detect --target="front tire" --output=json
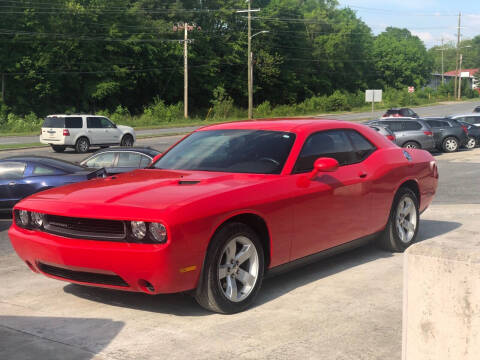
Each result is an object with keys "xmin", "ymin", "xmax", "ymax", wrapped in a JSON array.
[
  {"xmin": 75, "ymin": 137, "xmax": 90, "ymax": 153},
  {"xmin": 195, "ymin": 222, "xmax": 265, "ymax": 314},
  {"xmin": 465, "ymin": 136, "xmax": 476, "ymax": 150},
  {"xmin": 442, "ymin": 136, "xmax": 458, "ymax": 153},
  {"xmin": 377, "ymin": 187, "xmax": 419, "ymax": 252},
  {"xmin": 120, "ymin": 134, "xmax": 134, "ymax": 147}
]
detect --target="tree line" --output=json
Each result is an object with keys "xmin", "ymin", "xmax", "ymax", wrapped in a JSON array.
[{"xmin": 0, "ymin": 0, "xmax": 477, "ymax": 118}]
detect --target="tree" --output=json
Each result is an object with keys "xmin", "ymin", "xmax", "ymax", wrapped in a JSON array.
[{"xmin": 373, "ymin": 27, "xmax": 433, "ymax": 89}]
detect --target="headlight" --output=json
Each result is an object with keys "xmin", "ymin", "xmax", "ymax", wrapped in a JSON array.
[
  {"xmin": 131, "ymin": 221, "xmax": 147, "ymax": 240},
  {"xmin": 149, "ymin": 222, "xmax": 167, "ymax": 243},
  {"xmin": 18, "ymin": 210, "xmax": 30, "ymax": 227},
  {"xmin": 31, "ymin": 212, "xmax": 45, "ymax": 228}
]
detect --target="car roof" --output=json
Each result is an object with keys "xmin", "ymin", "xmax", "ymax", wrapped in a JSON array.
[
  {"xmin": 198, "ymin": 118, "xmax": 369, "ymax": 134},
  {"xmin": 87, "ymin": 147, "xmax": 160, "ymax": 157},
  {"xmin": 2, "ymin": 156, "xmax": 84, "ymax": 172},
  {"xmin": 47, "ymin": 114, "xmax": 98, "ymax": 117}
]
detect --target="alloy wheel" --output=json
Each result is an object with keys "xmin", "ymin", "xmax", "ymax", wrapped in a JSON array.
[
  {"xmin": 445, "ymin": 139, "xmax": 458, "ymax": 152},
  {"xmin": 395, "ymin": 197, "xmax": 417, "ymax": 244},
  {"xmin": 466, "ymin": 137, "xmax": 476, "ymax": 149},
  {"xmin": 217, "ymin": 236, "xmax": 259, "ymax": 303}
]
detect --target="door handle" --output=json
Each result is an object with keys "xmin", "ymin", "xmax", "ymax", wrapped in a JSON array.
[
  {"xmin": 8, "ymin": 182, "xmax": 16, "ymax": 186},
  {"xmin": 359, "ymin": 172, "xmax": 367, "ymax": 179}
]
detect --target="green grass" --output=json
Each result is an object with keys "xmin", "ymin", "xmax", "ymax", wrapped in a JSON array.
[{"xmin": 0, "ymin": 142, "xmax": 47, "ymax": 151}]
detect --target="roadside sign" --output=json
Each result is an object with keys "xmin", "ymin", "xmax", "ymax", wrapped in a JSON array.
[
  {"xmin": 408, "ymin": 86, "xmax": 415, "ymax": 93},
  {"xmin": 366, "ymin": 89, "xmax": 382, "ymax": 112}
]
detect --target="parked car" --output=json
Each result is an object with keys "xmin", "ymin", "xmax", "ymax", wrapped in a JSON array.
[
  {"xmin": 9, "ymin": 119, "xmax": 438, "ymax": 313},
  {"xmin": 368, "ymin": 125, "xmax": 396, "ymax": 143},
  {"xmin": 367, "ymin": 118, "xmax": 436, "ymax": 151},
  {"xmin": 473, "ymin": 106, "xmax": 480, "ymax": 113},
  {"xmin": 382, "ymin": 108, "xmax": 419, "ymax": 118},
  {"xmin": 422, "ymin": 118, "xmax": 468, "ymax": 153},
  {"xmin": 0, "ymin": 156, "xmax": 105, "ymax": 213},
  {"xmin": 80, "ymin": 147, "xmax": 161, "ymax": 175},
  {"xmin": 457, "ymin": 121, "xmax": 480, "ymax": 149},
  {"xmin": 449, "ymin": 113, "xmax": 480, "ymax": 126},
  {"xmin": 40, "ymin": 115, "xmax": 136, "ymax": 154}
]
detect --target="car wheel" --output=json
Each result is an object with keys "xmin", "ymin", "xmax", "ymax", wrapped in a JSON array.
[
  {"xmin": 120, "ymin": 134, "xmax": 134, "ymax": 147},
  {"xmin": 75, "ymin": 137, "xmax": 90, "ymax": 153},
  {"xmin": 403, "ymin": 141, "xmax": 420, "ymax": 149},
  {"xmin": 442, "ymin": 137, "xmax": 459, "ymax": 153},
  {"xmin": 465, "ymin": 136, "xmax": 476, "ymax": 150},
  {"xmin": 377, "ymin": 187, "xmax": 419, "ymax": 252},
  {"xmin": 51, "ymin": 145, "xmax": 66, "ymax": 153},
  {"xmin": 195, "ymin": 222, "xmax": 265, "ymax": 314}
]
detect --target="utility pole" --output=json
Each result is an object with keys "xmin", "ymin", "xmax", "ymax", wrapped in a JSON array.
[
  {"xmin": 458, "ymin": 54, "xmax": 463, "ymax": 100},
  {"xmin": 237, "ymin": 3, "xmax": 260, "ymax": 120},
  {"xmin": 173, "ymin": 23, "xmax": 199, "ymax": 119},
  {"xmin": 440, "ymin": 38, "xmax": 445, "ymax": 85},
  {"xmin": 1, "ymin": 74, "xmax": 4, "ymax": 102},
  {"xmin": 184, "ymin": 22, "xmax": 188, "ymax": 119},
  {"xmin": 454, "ymin": 12, "xmax": 461, "ymax": 100}
]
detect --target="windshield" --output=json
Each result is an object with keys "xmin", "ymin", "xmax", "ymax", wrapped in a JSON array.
[{"xmin": 153, "ymin": 129, "xmax": 296, "ymax": 174}]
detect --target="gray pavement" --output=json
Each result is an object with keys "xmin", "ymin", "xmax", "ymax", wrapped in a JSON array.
[
  {"xmin": 0, "ymin": 145, "xmax": 478, "ymax": 359},
  {"xmin": 1, "ymin": 100, "xmax": 479, "ymax": 146}
]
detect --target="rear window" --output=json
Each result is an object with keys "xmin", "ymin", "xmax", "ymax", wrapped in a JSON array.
[{"xmin": 43, "ymin": 117, "xmax": 82, "ymax": 128}]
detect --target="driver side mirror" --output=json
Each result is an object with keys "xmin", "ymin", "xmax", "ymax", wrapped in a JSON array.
[
  {"xmin": 310, "ymin": 157, "xmax": 339, "ymax": 180},
  {"xmin": 112, "ymin": 123, "xmax": 117, "ymax": 128}
]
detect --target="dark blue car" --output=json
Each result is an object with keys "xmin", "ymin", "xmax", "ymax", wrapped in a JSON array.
[{"xmin": 0, "ymin": 156, "xmax": 105, "ymax": 212}]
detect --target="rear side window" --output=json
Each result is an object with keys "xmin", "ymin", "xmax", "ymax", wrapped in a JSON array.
[
  {"xmin": 65, "ymin": 117, "xmax": 83, "ymax": 128},
  {"xmin": 139, "ymin": 156, "xmax": 152, "ymax": 167},
  {"xmin": 402, "ymin": 121, "xmax": 422, "ymax": 131},
  {"xmin": 87, "ymin": 117, "xmax": 101, "ymax": 128},
  {"xmin": 346, "ymin": 131, "xmax": 376, "ymax": 161},
  {"xmin": 43, "ymin": 117, "xmax": 65, "ymax": 128},
  {"xmin": 0, "ymin": 162, "xmax": 26, "ymax": 180},
  {"xmin": 33, "ymin": 165, "xmax": 58, "ymax": 175}
]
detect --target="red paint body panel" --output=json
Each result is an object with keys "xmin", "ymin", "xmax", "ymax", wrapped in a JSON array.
[{"xmin": 9, "ymin": 119, "xmax": 438, "ymax": 295}]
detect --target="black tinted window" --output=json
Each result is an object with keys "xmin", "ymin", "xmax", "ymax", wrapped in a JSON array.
[
  {"xmin": 65, "ymin": 117, "xmax": 83, "ymax": 128},
  {"xmin": 43, "ymin": 117, "xmax": 65, "ymax": 128},
  {"xmin": 0, "ymin": 162, "xmax": 26, "ymax": 180},
  {"xmin": 378, "ymin": 121, "xmax": 403, "ymax": 131},
  {"xmin": 87, "ymin": 117, "xmax": 101, "ymax": 128},
  {"xmin": 402, "ymin": 121, "xmax": 422, "ymax": 131},
  {"xmin": 347, "ymin": 131, "xmax": 376, "ymax": 161},
  {"xmin": 426, "ymin": 120, "xmax": 441, "ymax": 128},
  {"xmin": 294, "ymin": 130, "xmax": 355, "ymax": 173},
  {"xmin": 154, "ymin": 130, "xmax": 296, "ymax": 175}
]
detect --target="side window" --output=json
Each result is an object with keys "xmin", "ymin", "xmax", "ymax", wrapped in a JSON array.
[
  {"xmin": 294, "ymin": 130, "xmax": 355, "ymax": 173},
  {"xmin": 346, "ymin": 130, "xmax": 376, "ymax": 162},
  {"xmin": 117, "ymin": 153, "xmax": 142, "ymax": 167},
  {"xmin": 426, "ymin": 120, "xmax": 440, "ymax": 128},
  {"xmin": 139, "ymin": 156, "xmax": 152, "ymax": 167},
  {"xmin": 87, "ymin": 117, "xmax": 101, "ymax": 128},
  {"xmin": 379, "ymin": 121, "xmax": 402, "ymax": 132},
  {"xmin": 100, "ymin": 118, "xmax": 115, "ymax": 129},
  {"xmin": 402, "ymin": 121, "xmax": 422, "ymax": 131},
  {"xmin": 85, "ymin": 153, "xmax": 116, "ymax": 168},
  {"xmin": 0, "ymin": 162, "xmax": 26, "ymax": 180},
  {"xmin": 32, "ymin": 165, "xmax": 58, "ymax": 176},
  {"xmin": 65, "ymin": 117, "xmax": 83, "ymax": 129}
]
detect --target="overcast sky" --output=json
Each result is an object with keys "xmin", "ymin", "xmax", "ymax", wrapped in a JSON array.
[{"xmin": 338, "ymin": 0, "xmax": 480, "ymax": 48}]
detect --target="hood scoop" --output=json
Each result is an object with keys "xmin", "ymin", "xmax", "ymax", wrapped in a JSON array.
[{"xmin": 178, "ymin": 180, "xmax": 200, "ymax": 185}]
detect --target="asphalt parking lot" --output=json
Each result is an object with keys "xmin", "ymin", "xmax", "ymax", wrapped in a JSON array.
[{"xmin": 0, "ymin": 138, "xmax": 478, "ymax": 360}]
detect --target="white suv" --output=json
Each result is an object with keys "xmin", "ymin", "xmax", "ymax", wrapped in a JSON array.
[{"xmin": 40, "ymin": 115, "xmax": 136, "ymax": 153}]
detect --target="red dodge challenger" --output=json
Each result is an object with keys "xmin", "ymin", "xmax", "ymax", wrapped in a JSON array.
[{"xmin": 9, "ymin": 119, "xmax": 438, "ymax": 313}]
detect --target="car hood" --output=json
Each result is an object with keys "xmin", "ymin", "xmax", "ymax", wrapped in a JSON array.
[
  {"xmin": 117, "ymin": 125, "xmax": 133, "ymax": 132},
  {"xmin": 16, "ymin": 169, "xmax": 272, "ymax": 220}
]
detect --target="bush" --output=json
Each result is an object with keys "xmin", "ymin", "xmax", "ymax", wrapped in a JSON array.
[
  {"xmin": 325, "ymin": 91, "xmax": 350, "ymax": 111},
  {"xmin": 210, "ymin": 86, "xmax": 236, "ymax": 120},
  {"xmin": 142, "ymin": 98, "xmax": 183, "ymax": 124},
  {"xmin": 255, "ymin": 101, "xmax": 273, "ymax": 118}
]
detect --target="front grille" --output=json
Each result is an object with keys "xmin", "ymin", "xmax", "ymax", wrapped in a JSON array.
[
  {"xmin": 37, "ymin": 262, "xmax": 129, "ymax": 287},
  {"xmin": 44, "ymin": 214, "xmax": 126, "ymax": 241}
]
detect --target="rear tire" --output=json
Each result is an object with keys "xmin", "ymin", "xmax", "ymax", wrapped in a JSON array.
[
  {"xmin": 195, "ymin": 222, "xmax": 265, "ymax": 314},
  {"xmin": 75, "ymin": 137, "xmax": 90, "ymax": 153},
  {"xmin": 377, "ymin": 187, "xmax": 419, "ymax": 252},
  {"xmin": 120, "ymin": 134, "xmax": 134, "ymax": 147},
  {"xmin": 51, "ymin": 145, "xmax": 66, "ymax": 153},
  {"xmin": 442, "ymin": 136, "xmax": 458, "ymax": 153},
  {"xmin": 403, "ymin": 141, "xmax": 420, "ymax": 149}
]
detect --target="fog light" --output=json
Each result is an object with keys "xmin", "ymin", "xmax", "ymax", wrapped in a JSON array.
[
  {"xmin": 31, "ymin": 212, "xmax": 45, "ymax": 228},
  {"xmin": 131, "ymin": 221, "xmax": 147, "ymax": 240},
  {"xmin": 149, "ymin": 223, "xmax": 167, "ymax": 243},
  {"xmin": 18, "ymin": 210, "xmax": 30, "ymax": 227}
]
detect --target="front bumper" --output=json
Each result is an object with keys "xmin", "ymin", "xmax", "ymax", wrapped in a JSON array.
[{"xmin": 8, "ymin": 224, "xmax": 202, "ymax": 294}]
